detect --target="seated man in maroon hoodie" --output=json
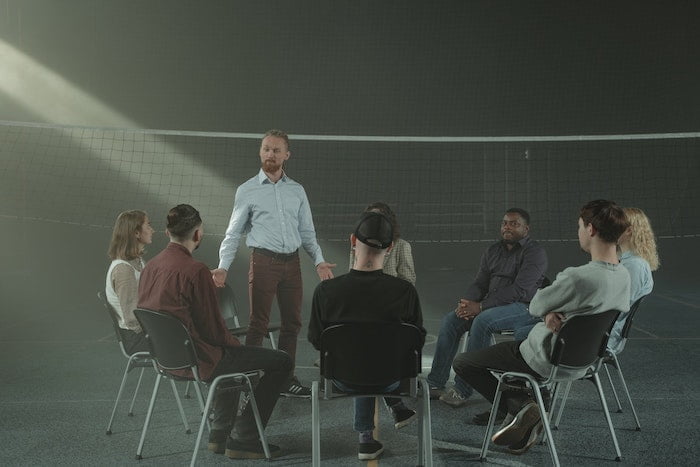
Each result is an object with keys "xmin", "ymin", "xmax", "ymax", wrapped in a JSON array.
[{"xmin": 138, "ymin": 204, "xmax": 291, "ymax": 459}]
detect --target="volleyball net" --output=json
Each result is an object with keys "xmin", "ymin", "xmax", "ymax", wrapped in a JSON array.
[{"xmin": 1, "ymin": 120, "xmax": 698, "ymax": 243}]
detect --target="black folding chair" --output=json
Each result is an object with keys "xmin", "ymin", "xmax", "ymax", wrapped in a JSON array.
[
  {"xmin": 98, "ymin": 292, "xmax": 189, "ymax": 435},
  {"xmin": 480, "ymin": 309, "xmax": 622, "ymax": 466},
  {"xmin": 311, "ymin": 322, "xmax": 433, "ymax": 467},
  {"xmin": 133, "ymin": 308, "xmax": 269, "ymax": 466},
  {"xmin": 555, "ymin": 295, "xmax": 648, "ymax": 431}
]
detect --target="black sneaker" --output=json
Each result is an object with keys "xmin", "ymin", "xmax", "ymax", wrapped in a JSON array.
[
  {"xmin": 391, "ymin": 406, "xmax": 417, "ymax": 429},
  {"xmin": 472, "ymin": 409, "xmax": 507, "ymax": 426},
  {"xmin": 507, "ymin": 420, "xmax": 544, "ymax": 455},
  {"xmin": 492, "ymin": 402, "xmax": 541, "ymax": 447},
  {"xmin": 225, "ymin": 438, "xmax": 281, "ymax": 459},
  {"xmin": 358, "ymin": 439, "xmax": 384, "ymax": 460},
  {"xmin": 207, "ymin": 428, "xmax": 229, "ymax": 454},
  {"xmin": 281, "ymin": 376, "xmax": 312, "ymax": 398}
]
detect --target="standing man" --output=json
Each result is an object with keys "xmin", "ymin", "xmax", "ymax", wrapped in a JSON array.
[
  {"xmin": 138, "ymin": 204, "xmax": 291, "ymax": 459},
  {"xmin": 308, "ymin": 211, "xmax": 426, "ymax": 460},
  {"xmin": 428, "ymin": 208, "xmax": 548, "ymax": 418},
  {"xmin": 453, "ymin": 199, "xmax": 631, "ymax": 455},
  {"xmin": 212, "ymin": 130, "xmax": 336, "ymax": 397}
]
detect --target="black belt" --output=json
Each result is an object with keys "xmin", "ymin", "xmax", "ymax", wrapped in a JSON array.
[{"xmin": 253, "ymin": 248, "xmax": 299, "ymax": 262}]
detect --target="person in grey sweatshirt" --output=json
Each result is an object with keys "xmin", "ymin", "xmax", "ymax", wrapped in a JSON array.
[{"xmin": 453, "ymin": 199, "xmax": 631, "ymax": 456}]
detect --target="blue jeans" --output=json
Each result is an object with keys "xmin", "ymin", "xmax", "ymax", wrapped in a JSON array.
[
  {"xmin": 332, "ymin": 380, "xmax": 400, "ymax": 432},
  {"xmin": 427, "ymin": 302, "xmax": 538, "ymax": 397}
]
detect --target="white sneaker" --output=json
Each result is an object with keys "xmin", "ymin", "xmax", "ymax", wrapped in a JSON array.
[{"xmin": 439, "ymin": 388, "xmax": 470, "ymax": 408}]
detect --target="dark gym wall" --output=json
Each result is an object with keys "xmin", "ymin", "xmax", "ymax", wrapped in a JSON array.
[{"xmin": 1, "ymin": 0, "xmax": 699, "ymax": 135}]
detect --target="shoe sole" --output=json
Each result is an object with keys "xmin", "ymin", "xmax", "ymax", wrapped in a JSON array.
[
  {"xmin": 225, "ymin": 448, "xmax": 281, "ymax": 459},
  {"xmin": 394, "ymin": 412, "xmax": 417, "ymax": 429},
  {"xmin": 507, "ymin": 420, "xmax": 544, "ymax": 455},
  {"xmin": 492, "ymin": 403, "xmax": 540, "ymax": 446},
  {"xmin": 207, "ymin": 442, "xmax": 225, "ymax": 454},
  {"xmin": 280, "ymin": 392, "xmax": 312, "ymax": 399},
  {"xmin": 358, "ymin": 447, "xmax": 384, "ymax": 460}
]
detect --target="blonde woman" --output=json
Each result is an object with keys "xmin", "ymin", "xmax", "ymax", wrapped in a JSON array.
[
  {"xmin": 609, "ymin": 207, "xmax": 660, "ymax": 353},
  {"xmin": 105, "ymin": 210, "xmax": 154, "ymax": 354}
]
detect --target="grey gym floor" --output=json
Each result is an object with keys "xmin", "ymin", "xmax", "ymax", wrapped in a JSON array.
[{"xmin": 1, "ymin": 219, "xmax": 698, "ymax": 466}]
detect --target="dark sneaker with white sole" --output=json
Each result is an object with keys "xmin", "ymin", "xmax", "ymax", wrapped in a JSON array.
[
  {"xmin": 392, "ymin": 407, "xmax": 417, "ymax": 429},
  {"xmin": 281, "ymin": 376, "xmax": 312, "ymax": 398},
  {"xmin": 207, "ymin": 428, "xmax": 229, "ymax": 454},
  {"xmin": 507, "ymin": 419, "xmax": 544, "ymax": 455},
  {"xmin": 358, "ymin": 439, "xmax": 384, "ymax": 460},
  {"xmin": 492, "ymin": 401, "xmax": 541, "ymax": 447}
]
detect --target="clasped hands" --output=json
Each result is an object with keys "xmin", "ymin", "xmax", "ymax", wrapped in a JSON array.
[{"xmin": 454, "ymin": 299, "xmax": 481, "ymax": 320}]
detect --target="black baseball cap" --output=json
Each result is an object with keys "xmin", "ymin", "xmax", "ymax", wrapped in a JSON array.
[{"xmin": 354, "ymin": 212, "xmax": 393, "ymax": 249}]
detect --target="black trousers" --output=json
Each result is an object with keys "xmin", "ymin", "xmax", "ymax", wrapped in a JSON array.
[
  {"xmin": 210, "ymin": 345, "xmax": 292, "ymax": 440},
  {"xmin": 453, "ymin": 340, "xmax": 541, "ymax": 414}
]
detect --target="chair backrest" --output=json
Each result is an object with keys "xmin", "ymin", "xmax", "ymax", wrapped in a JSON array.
[
  {"xmin": 619, "ymin": 295, "xmax": 647, "ymax": 340},
  {"xmin": 98, "ymin": 291, "xmax": 129, "ymax": 349},
  {"xmin": 134, "ymin": 308, "xmax": 199, "ymax": 373},
  {"xmin": 319, "ymin": 322, "xmax": 423, "ymax": 387},
  {"xmin": 218, "ymin": 283, "xmax": 240, "ymax": 326},
  {"xmin": 550, "ymin": 309, "xmax": 620, "ymax": 369}
]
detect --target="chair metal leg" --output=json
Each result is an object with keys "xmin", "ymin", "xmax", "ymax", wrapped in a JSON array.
[
  {"xmin": 136, "ymin": 374, "xmax": 162, "ymax": 460},
  {"xmin": 459, "ymin": 331, "xmax": 469, "ymax": 354},
  {"xmin": 312, "ymin": 381, "xmax": 321, "ymax": 467},
  {"xmin": 593, "ymin": 373, "xmax": 622, "ymax": 461},
  {"xmin": 418, "ymin": 378, "xmax": 433, "ymax": 467},
  {"xmin": 532, "ymin": 385, "xmax": 560, "ymax": 467},
  {"xmin": 479, "ymin": 379, "xmax": 505, "ymax": 461},
  {"xmin": 183, "ymin": 381, "xmax": 192, "ymax": 399},
  {"xmin": 244, "ymin": 375, "xmax": 271, "ymax": 459},
  {"xmin": 190, "ymin": 381, "xmax": 209, "ymax": 431},
  {"xmin": 553, "ymin": 381, "xmax": 573, "ymax": 429},
  {"xmin": 128, "ymin": 367, "xmax": 146, "ymax": 416},
  {"xmin": 169, "ymin": 380, "xmax": 191, "ymax": 434},
  {"xmin": 268, "ymin": 331, "xmax": 278, "ymax": 350},
  {"xmin": 604, "ymin": 364, "xmax": 624, "ymax": 412},
  {"xmin": 609, "ymin": 355, "xmax": 641, "ymax": 430},
  {"xmin": 190, "ymin": 378, "xmax": 224, "ymax": 467},
  {"xmin": 106, "ymin": 357, "xmax": 135, "ymax": 435},
  {"xmin": 417, "ymin": 392, "xmax": 424, "ymax": 465}
]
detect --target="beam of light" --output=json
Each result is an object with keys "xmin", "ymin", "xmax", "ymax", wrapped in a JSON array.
[
  {"xmin": 0, "ymin": 39, "xmax": 237, "ymax": 229},
  {"xmin": 0, "ymin": 40, "xmax": 348, "ymax": 266}
]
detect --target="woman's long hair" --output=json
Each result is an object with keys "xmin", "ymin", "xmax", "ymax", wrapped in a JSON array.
[
  {"xmin": 108, "ymin": 210, "xmax": 147, "ymax": 261},
  {"xmin": 623, "ymin": 207, "xmax": 660, "ymax": 271}
]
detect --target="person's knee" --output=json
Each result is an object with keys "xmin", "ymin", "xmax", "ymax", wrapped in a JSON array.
[
  {"xmin": 440, "ymin": 310, "xmax": 467, "ymax": 336},
  {"xmin": 273, "ymin": 350, "xmax": 293, "ymax": 373}
]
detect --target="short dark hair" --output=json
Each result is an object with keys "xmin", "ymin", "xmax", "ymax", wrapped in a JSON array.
[
  {"xmin": 263, "ymin": 129, "xmax": 289, "ymax": 149},
  {"xmin": 166, "ymin": 204, "xmax": 202, "ymax": 241},
  {"xmin": 580, "ymin": 199, "xmax": 629, "ymax": 243},
  {"xmin": 505, "ymin": 207, "xmax": 530, "ymax": 225}
]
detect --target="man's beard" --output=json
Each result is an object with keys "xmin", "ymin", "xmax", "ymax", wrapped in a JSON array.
[
  {"xmin": 262, "ymin": 159, "xmax": 282, "ymax": 173},
  {"xmin": 501, "ymin": 232, "xmax": 520, "ymax": 244}
]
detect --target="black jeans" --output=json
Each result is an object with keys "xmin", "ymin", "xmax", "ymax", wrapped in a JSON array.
[
  {"xmin": 210, "ymin": 345, "xmax": 292, "ymax": 440},
  {"xmin": 453, "ymin": 340, "xmax": 541, "ymax": 414}
]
